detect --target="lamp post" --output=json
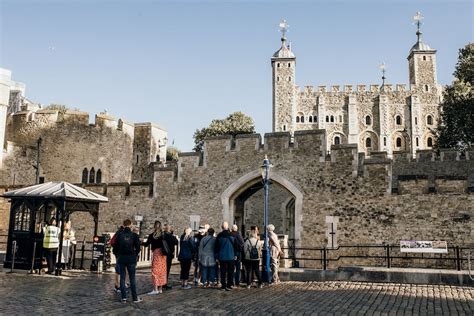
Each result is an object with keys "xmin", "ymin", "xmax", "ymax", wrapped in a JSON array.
[{"xmin": 260, "ymin": 155, "xmax": 272, "ymax": 283}]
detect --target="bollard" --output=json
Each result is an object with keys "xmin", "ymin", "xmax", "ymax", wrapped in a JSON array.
[
  {"xmin": 30, "ymin": 241, "xmax": 37, "ymax": 274},
  {"xmin": 456, "ymin": 246, "xmax": 461, "ymax": 271},
  {"xmin": 323, "ymin": 247, "xmax": 327, "ymax": 270},
  {"xmin": 10, "ymin": 240, "xmax": 17, "ymax": 273},
  {"xmin": 79, "ymin": 242, "xmax": 85, "ymax": 270},
  {"xmin": 386, "ymin": 244, "xmax": 391, "ymax": 269}
]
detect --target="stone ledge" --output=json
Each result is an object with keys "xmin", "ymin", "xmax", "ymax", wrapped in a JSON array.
[{"xmin": 279, "ymin": 267, "xmax": 474, "ymax": 286}]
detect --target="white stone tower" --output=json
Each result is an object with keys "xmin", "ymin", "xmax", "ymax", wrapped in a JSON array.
[
  {"xmin": 0, "ymin": 69, "xmax": 12, "ymax": 168},
  {"xmin": 271, "ymin": 19, "xmax": 296, "ymax": 133}
]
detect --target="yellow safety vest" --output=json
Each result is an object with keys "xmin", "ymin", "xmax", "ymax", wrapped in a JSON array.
[{"xmin": 43, "ymin": 225, "xmax": 60, "ymax": 249}]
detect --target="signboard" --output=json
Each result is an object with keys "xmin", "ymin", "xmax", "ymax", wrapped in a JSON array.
[
  {"xmin": 92, "ymin": 235, "xmax": 106, "ymax": 260},
  {"xmin": 400, "ymin": 240, "xmax": 448, "ymax": 253}
]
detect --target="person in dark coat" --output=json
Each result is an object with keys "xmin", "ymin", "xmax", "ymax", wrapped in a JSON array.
[
  {"xmin": 215, "ymin": 221, "xmax": 239, "ymax": 291},
  {"xmin": 178, "ymin": 227, "xmax": 195, "ymax": 289},
  {"xmin": 231, "ymin": 224, "xmax": 244, "ymax": 286},
  {"xmin": 163, "ymin": 223, "xmax": 179, "ymax": 289},
  {"xmin": 115, "ymin": 219, "xmax": 142, "ymax": 303}
]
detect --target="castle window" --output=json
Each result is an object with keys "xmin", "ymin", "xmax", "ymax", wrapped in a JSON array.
[
  {"xmin": 334, "ymin": 136, "xmax": 340, "ymax": 145},
  {"xmin": 309, "ymin": 116, "xmax": 313, "ymax": 123},
  {"xmin": 89, "ymin": 167, "xmax": 95, "ymax": 184},
  {"xmin": 423, "ymin": 56, "xmax": 426, "ymax": 61},
  {"xmin": 288, "ymin": 63, "xmax": 291, "ymax": 67},
  {"xmin": 313, "ymin": 115, "xmax": 317, "ymax": 122},
  {"xmin": 277, "ymin": 63, "xmax": 280, "ymax": 68},
  {"xmin": 277, "ymin": 77, "xmax": 280, "ymax": 82},
  {"xmin": 415, "ymin": 117, "xmax": 418, "ymax": 125},
  {"xmin": 326, "ymin": 116, "xmax": 329, "ymax": 122},
  {"xmin": 427, "ymin": 137, "xmax": 433, "ymax": 147},
  {"xmin": 427, "ymin": 115, "xmax": 433, "ymax": 125},
  {"xmin": 383, "ymin": 137, "xmax": 387, "ymax": 146},
  {"xmin": 424, "ymin": 85, "xmax": 429, "ymax": 92},
  {"xmin": 365, "ymin": 115, "xmax": 371, "ymax": 125},
  {"xmin": 396, "ymin": 115, "xmax": 402, "ymax": 125},
  {"xmin": 82, "ymin": 168, "xmax": 88, "ymax": 184},
  {"xmin": 339, "ymin": 115, "xmax": 343, "ymax": 123},
  {"xmin": 288, "ymin": 77, "xmax": 291, "ymax": 82},
  {"xmin": 330, "ymin": 116, "xmax": 334, "ymax": 123},
  {"xmin": 283, "ymin": 125, "xmax": 286, "ymax": 131},
  {"xmin": 96, "ymin": 169, "xmax": 102, "ymax": 184},
  {"xmin": 296, "ymin": 116, "xmax": 300, "ymax": 123},
  {"xmin": 396, "ymin": 137, "xmax": 402, "ymax": 148},
  {"xmin": 366, "ymin": 137, "xmax": 372, "ymax": 148},
  {"xmin": 416, "ymin": 137, "xmax": 419, "ymax": 147},
  {"xmin": 301, "ymin": 116, "xmax": 304, "ymax": 123},
  {"xmin": 136, "ymin": 155, "xmax": 139, "ymax": 164}
]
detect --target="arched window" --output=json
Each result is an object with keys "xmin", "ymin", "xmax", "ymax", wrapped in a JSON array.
[
  {"xmin": 288, "ymin": 63, "xmax": 291, "ymax": 67},
  {"xmin": 396, "ymin": 137, "xmax": 402, "ymax": 147},
  {"xmin": 283, "ymin": 125, "xmax": 286, "ymax": 131},
  {"xmin": 309, "ymin": 116, "xmax": 313, "ymax": 123},
  {"xmin": 427, "ymin": 115, "xmax": 433, "ymax": 125},
  {"xmin": 416, "ymin": 137, "xmax": 419, "ymax": 147},
  {"xmin": 326, "ymin": 116, "xmax": 329, "ymax": 122},
  {"xmin": 424, "ymin": 85, "xmax": 429, "ymax": 92},
  {"xmin": 89, "ymin": 167, "xmax": 95, "ymax": 184},
  {"xmin": 423, "ymin": 56, "xmax": 426, "ymax": 61},
  {"xmin": 427, "ymin": 137, "xmax": 433, "ymax": 147},
  {"xmin": 365, "ymin": 115, "xmax": 371, "ymax": 125},
  {"xmin": 330, "ymin": 116, "xmax": 334, "ymax": 123},
  {"xmin": 415, "ymin": 117, "xmax": 418, "ymax": 125},
  {"xmin": 96, "ymin": 169, "xmax": 102, "ymax": 184},
  {"xmin": 301, "ymin": 116, "xmax": 305, "ymax": 123},
  {"xmin": 366, "ymin": 137, "xmax": 372, "ymax": 148},
  {"xmin": 313, "ymin": 115, "xmax": 317, "ymax": 122},
  {"xmin": 296, "ymin": 116, "xmax": 300, "ymax": 123},
  {"xmin": 383, "ymin": 137, "xmax": 387, "ymax": 146},
  {"xmin": 277, "ymin": 63, "xmax": 280, "ymax": 68},
  {"xmin": 334, "ymin": 136, "xmax": 340, "ymax": 145},
  {"xmin": 396, "ymin": 115, "xmax": 402, "ymax": 125},
  {"xmin": 82, "ymin": 168, "xmax": 88, "ymax": 184}
]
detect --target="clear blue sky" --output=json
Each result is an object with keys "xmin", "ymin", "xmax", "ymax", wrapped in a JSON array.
[{"xmin": 1, "ymin": 0, "xmax": 472, "ymax": 151}]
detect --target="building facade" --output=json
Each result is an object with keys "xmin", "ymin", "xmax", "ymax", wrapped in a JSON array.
[{"xmin": 272, "ymin": 20, "xmax": 442, "ymax": 156}]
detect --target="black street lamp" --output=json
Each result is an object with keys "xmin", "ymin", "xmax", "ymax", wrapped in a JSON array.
[{"xmin": 260, "ymin": 155, "xmax": 272, "ymax": 283}]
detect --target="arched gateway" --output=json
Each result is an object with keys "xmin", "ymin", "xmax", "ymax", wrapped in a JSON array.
[{"xmin": 221, "ymin": 169, "xmax": 303, "ymax": 247}]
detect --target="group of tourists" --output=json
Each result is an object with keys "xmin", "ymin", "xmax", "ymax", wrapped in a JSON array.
[
  {"xmin": 41, "ymin": 218, "xmax": 76, "ymax": 274},
  {"xmin": 111, "ymin": 219, "xmax": 283, "ymax": 303}
]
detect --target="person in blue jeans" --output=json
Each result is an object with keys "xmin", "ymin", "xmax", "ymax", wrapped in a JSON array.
[
  {"xmin": 115, "ymin": 219, "xmax": 142, "ymax": 303},
  {"xmin": 198, "ymin": 228, "xmax": 216, "ymax": 287}
]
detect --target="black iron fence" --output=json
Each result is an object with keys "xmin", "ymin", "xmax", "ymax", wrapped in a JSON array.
[{"xmin": 283, "ymin": 243, "xmax": 474, "ymax": 271}]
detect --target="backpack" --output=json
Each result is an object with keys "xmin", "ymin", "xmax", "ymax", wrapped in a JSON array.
[
  {"xmin": 118, "ymin": 230, "xmax": 134, "ymax": 256},
  {"xmin": 249, "ymin": 239, "xmax": 259, "ymax": 260}
]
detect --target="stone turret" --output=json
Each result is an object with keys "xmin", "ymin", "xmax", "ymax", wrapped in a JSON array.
[{"xmin": 271, "ymin": 19, "xmax": 297, "ymax": 134}]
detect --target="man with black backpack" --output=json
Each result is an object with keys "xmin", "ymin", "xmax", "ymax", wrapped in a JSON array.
[
  {"xmin": 243, "ymin": 230, "xmax": 263, "ymax": 288},
  {"xmin": 115, "ymin": 219, "xmax": 142, "ymax": 303}
]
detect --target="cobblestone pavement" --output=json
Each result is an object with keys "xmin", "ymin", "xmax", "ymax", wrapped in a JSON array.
[{"xmin": 0, "ymin": 269, "xmax": 472, "ymax": 315}]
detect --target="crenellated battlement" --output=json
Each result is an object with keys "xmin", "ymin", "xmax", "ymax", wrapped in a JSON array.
[{"xmin": 296, "ymin": 83, "xmax": 414, "ymax": 97}]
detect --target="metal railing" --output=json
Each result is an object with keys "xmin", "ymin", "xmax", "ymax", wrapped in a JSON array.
[{"xmin": 283, "ymin": 243, "xmax": 474, "ymax": 271}]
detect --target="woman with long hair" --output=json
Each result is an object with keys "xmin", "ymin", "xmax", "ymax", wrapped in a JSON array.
[
  {"xmin": 178, "ymin": 227, "xmax": 195, "ymax": 289},
  {"xmin": 143, "ymin": 220, "xmax": 167, "ymax": 295}
]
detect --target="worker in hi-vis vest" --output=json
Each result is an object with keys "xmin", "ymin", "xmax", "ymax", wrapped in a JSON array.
[{"xmin": 43, "ymin": 217, "xmax": 60, "ymax": 274}]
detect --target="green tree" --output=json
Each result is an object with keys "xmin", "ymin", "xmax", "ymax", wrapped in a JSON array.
[
  {"xmin": 193, "ymin": 112, "xmax": 255, "ymax": 152},
  {"xmin": 436, "ymin": 43, "xmax": 474, "ymax": 151},
  {"xmin": 166, "ymin": 146, "xmax": 181, "ymax": 162}
]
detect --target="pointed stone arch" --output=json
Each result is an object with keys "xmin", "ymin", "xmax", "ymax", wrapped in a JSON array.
[{"xmin": 221, "ymin": 169, "xmax": 303, "ymax": 247}]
